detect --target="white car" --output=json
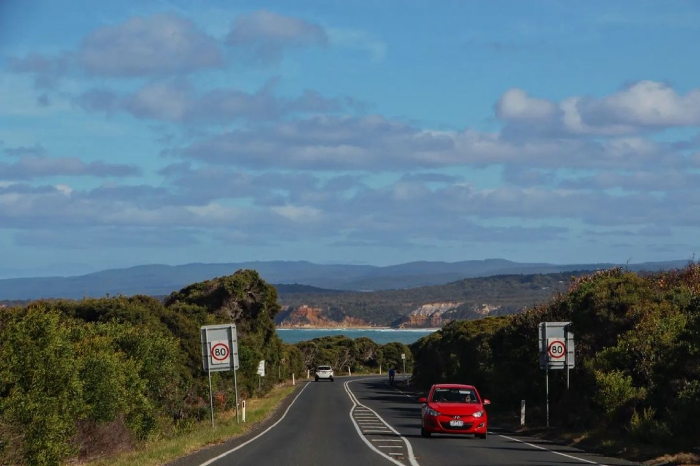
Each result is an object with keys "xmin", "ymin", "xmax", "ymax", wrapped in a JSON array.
[{"xmin": 315, "ymin": 365, "xmax": 334, "ymax": 382}]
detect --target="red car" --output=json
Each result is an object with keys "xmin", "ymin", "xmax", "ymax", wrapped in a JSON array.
[{"xmin": 418, "ymin": 384, "xmax": 490, "ymax": 438}]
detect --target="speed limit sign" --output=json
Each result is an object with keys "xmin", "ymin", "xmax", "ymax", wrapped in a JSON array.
[
  {"xmin": 210, "ymin": 341, "xmax": 230, "ymax": 364},
  {"xmin": 547, "ymin": 339, "xmax": 566, "ymax": 359},
  {"xmin": 201, "ymin": 323, "xmax": 238, "ymax": 372}
]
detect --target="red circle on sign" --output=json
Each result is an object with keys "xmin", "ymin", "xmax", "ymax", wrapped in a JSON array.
[
  {"xmin": 547, "ymin": 340, "xmax": 566, "ymax": 359},
  {"xmin": 211, "ymin": 343, "xmax": 230, "ymax": 361}
]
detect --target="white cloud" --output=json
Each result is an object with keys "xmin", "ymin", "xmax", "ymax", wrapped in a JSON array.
[
  {"xmin": 54, "ymin": 184, "xmax": 73, "ymax": 195},
  {"xmin": 271, "ymin": 205, "xmax": 322, "ymax": 222},
  {"xmin": 78, "ymin": 13, "xmax": 223, "ymax": 77},
  {"xmin": 495, "ymin": 89, "xmax": 559, "ymax": 121},
  {"xmin": 175, "ymin": 114, "xmax": 682, "ymax": 171},
  {"xmin": 7, "ymin": 13, "xmax": 223, "ymax": 90},
  {"xmin": 577, "ymin": 81, "xmax": 700, "ymax": 128},
  {"xmin": 497, "ymin": 81, "xmax": 700, "ymax": 136},
  {"xmin": 226, "ymin": 10, "xmax": 328, "ymax": 62},
  {"xmin": 328, "ymin": 28, "xmax": 387, "ymax": 63},
  {"xmin": 76, "ymin": 79, "xmax": 344, "ymax": 123},
  {"xmin": 0, "ymin": 154, "xmax": 140, "ymax": 180}
]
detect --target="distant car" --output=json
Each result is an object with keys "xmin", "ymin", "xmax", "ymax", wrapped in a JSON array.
[
  {"xmin": 315, "ymin": 365, "xmax": 334, "ymax": 382},
  {"xmin": 418, "ymin": 384, "xmax": 490, "ymax": 438}
]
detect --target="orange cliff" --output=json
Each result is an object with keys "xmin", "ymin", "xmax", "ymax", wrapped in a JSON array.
[{"xmin": 276, "ymin": 304, "xmax": 372, "ymax": 328}]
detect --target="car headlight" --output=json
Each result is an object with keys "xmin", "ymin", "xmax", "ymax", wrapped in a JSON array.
[
  {"xmin": 472, "ymin": 411, "xmax": 483, "ymax": 418},
  {"xmin": 426, "ymin": 408, "xmax": 441, "ymax": 417}
]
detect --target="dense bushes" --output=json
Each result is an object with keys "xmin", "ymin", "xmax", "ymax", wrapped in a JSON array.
[
  {"xmin": 295, "ymin": 335, "xmax": 413, "ymax": 374},
  {"xmin": 410, "ymin": 265, "xmax": 700, "ymax": 448},
  {"xmin": 6, "ymin": 263, "xmax": 697, "ymax": 464},
  {"xmin": 0, "ymin": 304, "xmax": 184, "ymax": 465},
  {"xmin": 0, "ymin": 270, "xmax": 295, "ymax": 465}
]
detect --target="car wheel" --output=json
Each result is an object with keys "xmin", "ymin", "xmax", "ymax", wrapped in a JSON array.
[
  {"xmin": 330, "ymin": 378, "xmax": 334, "ymax": 382},
  {"xmin": 421, "ymin": 426, "xmax": 431, "ymax": 438},
  {"xmin": 315, "ymin": 376, "xmax": 319, "ymax": 382},
  {"xmin": 476, "ymin": 433, "xmax": 487, "ymax": 439}
]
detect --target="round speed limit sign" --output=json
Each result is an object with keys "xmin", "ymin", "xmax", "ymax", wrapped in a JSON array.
[
  {"xmin": 210, "ymin": 341, "xmax": 230, "ymax": 364},
  {"xmin": 547, "ymin": 339, "xmax": 566, "ymax": 359}
]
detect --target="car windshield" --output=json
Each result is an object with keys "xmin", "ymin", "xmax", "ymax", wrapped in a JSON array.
[
  {"xmin": 430, "ymin": 388, "xmax": 479, "ymax": 403},
  {"xmin": 317, "ymin": 366, "xmax": 331, "ymax": 371}
]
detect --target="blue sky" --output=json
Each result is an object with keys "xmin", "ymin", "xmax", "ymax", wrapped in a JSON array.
[{"xmin": 1, "ymin": 0, "xmax": 700, "ymax": 278}]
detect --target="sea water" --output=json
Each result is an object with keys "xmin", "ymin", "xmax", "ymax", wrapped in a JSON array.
[{"xmin": 276, "ymin": 328, "xmax": 439, "ymax": 345}]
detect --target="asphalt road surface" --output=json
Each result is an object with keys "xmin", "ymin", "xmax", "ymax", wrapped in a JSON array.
[{"xmin": 170, "ymin": 376, "xmax": 640, "ymax": 466}]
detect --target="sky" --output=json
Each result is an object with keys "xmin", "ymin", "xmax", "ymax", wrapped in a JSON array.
[{"xmin": 1, "ymin": 0, "xmax": 700, "ymax": 278}]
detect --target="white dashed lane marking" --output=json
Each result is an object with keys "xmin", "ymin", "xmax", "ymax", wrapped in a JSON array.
[{"xmin": 344, "ymin": 380, "xmax": 420, "ymax": 466}]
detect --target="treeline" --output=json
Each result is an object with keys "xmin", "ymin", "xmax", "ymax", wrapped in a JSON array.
[
  {"xmin": 0, "ymin": 270, "xmax": 306, "ymax": 466},
  {"xmin": 11, "ymin": 263, "xmax": 695, "ymax": 463},
  {"xmin": 277, "ymin": 272, "xmax": 582, "ymax": 326},
  {"xmin": 0, "ymin": 269, "xmax": 415, "ymax": 465},
  {"xmin": 410, "ymin": 265, "xmax": 700, "ymax": 448},
  {"xmin": 295, "ymin": 335, "xmax": 412, "ymax": 374}
]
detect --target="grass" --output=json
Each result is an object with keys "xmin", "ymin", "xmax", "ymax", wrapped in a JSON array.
[
  {"xmin": 73, "ymin": 380, "xmax": 697, "ymax": 466},
  {"xmin": 77, "ymin": 382, "xmax": 298, "ymax": 466},
  {"xmin": 537, "ymin": 429, "xmax": 700, "ymax": 465},
  {"xmin": 488, "ymin": 411, "xmax": 700, "ymax": 465}
]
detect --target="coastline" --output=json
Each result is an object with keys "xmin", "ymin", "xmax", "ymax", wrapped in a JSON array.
[{"xmin": 276, "ymin": 326, "xmax": 442, "ymax": 331}]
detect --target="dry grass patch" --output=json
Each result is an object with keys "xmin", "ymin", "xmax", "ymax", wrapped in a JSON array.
[
  {"xmin": 645, "ymin": 452, "xmax": 700, "ymax": 466},
  {"xmin": 77, "ymin": 382, "xmax": 298, "ymax": 466}
]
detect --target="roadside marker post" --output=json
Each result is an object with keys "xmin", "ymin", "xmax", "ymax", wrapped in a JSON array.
[
  {"xmin": 201, "ymin": 324, "xmax": 240, "ymax": 427},
  {"xmin": 401, "ymin": 353, "xmax": 406, "ymax": 384},
  {"xmin": 521, "ymin": 400, "xmax": 526, "ymax": 426}
]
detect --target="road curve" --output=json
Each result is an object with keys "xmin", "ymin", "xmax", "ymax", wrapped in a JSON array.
[
  {"xmin": 347, "ymin": 377, "xmax": 640, "ymax": 466},
  {"xmin": 169, "ymin": 377, "xmax": 395, "ymax": 466},
  {"xmin": 170, "ymin": 376, "xmax": 641, "ymax": 466}
]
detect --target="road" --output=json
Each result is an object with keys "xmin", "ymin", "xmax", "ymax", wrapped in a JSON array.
[{"xmin": 170, "ymin": 376, "xmax": 639, "ymax": 466}]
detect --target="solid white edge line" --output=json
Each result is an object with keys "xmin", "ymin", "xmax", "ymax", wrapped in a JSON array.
[
  {"xmin": 387, "ymin": 381, "xmax": 612, "ymax": 466},
  {"xmin": 493, "ymin": 433, "xmax": 609, "ymax": 466},
  {"xmin": 345, "ymin": 379, "xmax": 421, "ymax": 466},
  {"xmin": 197, "ymin": 382, "xmax": 310, "ymax": 466}
]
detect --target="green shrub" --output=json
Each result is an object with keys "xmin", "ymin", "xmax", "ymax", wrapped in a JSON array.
[
  {"xmin": 593, "ymin": 369, "xmax": 644, "ymax": 422},
  {"xmin": 629, "ymin": 407, "xmax": 671, "ymax": 443},
  {"xmin": 0, "ymin": 307, "xmax": 83, "ymax": 466}
]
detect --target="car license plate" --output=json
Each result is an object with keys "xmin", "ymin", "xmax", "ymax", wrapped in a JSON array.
[{"xmin": 449, "ymin": 420, "xmax": 464, "ymax": 427}]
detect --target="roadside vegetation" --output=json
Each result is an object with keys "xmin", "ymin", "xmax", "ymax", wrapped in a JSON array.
[
  {"xmin": 3, "ymin": 264, "xmax": 698, "ymax": 465},
  {"xmin": 410, "ymin": 264, "xmax": 700, "ymax": 461},
  {"xmin": 83, "ymin": 382, "xmax": 297, "ymax": 466},
  {"xmin": 0, "ymin": 269, "xmax": 413, "ymax": 466}
]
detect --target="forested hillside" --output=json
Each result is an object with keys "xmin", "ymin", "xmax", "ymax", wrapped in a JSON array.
[
  {"xmin": 277, "ymin": 271, "xmax": 583, "ymax": 327},
  {"xmin": 0, "ymin": 270, "xmax": 306, "ymax": 466},
  {"xmin": 410, "ymin": 265, "xmax": 700, "ymax": 452},
  {"xmin": 4, "ymin": 265, "xmax": 698, "ymax": 463},
  {"xmin": 0, "ymin": 269, "xmax": 426, "ymax": 466}
]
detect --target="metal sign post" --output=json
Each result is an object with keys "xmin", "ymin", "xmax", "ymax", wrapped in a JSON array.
[
  {"xmin": 544, "ymin": 322, "xmax": 549, "ymax": 428},
  {"xmin": 257, "ymin": 360, "xmax": 265, "ymax": 392},
  {"xmin": 546, "ymin": 363, "xmax": 550, "ymax": 428},
  {"xmin": 538, "ymin": 321, "xmax": 575, "ymax": 429},
  {"xmin": 201, "ymin": 324, "xmax": 240, "ymax": 427},
  {"xmin": 565, "ymin": 327, "xmax": 570, "ymax": 389}
]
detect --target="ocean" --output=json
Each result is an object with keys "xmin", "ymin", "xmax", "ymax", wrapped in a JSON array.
[{"xmin": 276, "ymin": 328, "xmax": 439, "ymax": 345}]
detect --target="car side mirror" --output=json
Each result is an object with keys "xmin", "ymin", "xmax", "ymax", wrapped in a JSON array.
[
  {"xmin": 418, "ymin": 397, "xmax": 427, "ymax": 403},
  {"xmin": 483, "ymin": 399, "xmax": 491, "ymax": 405}
]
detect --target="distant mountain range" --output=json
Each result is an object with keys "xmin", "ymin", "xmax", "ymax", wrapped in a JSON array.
[{"xmin": 0, "ymin": 258, "xmax": 691, "ymax": 300}]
